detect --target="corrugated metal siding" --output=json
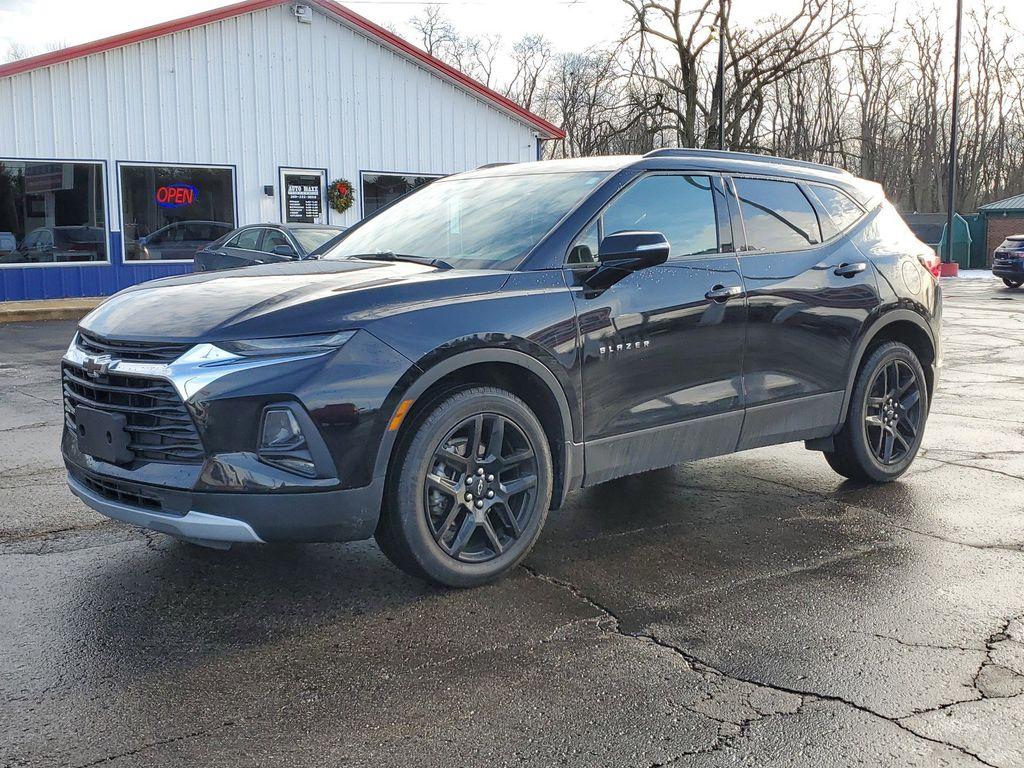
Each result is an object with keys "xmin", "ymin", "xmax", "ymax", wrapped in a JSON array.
[
  {"xmin": 0, "ymin": 4, "xmax": 540, "ymax": 300},
  {"xmin": 979, "ymin": 194, "xmax": 1024, "ymax": 212}
]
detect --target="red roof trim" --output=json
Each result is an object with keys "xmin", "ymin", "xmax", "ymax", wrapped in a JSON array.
[
  {"xmin": 0, "ymin": 0, "xmax": 282, "ymax": 78},
  {"xmin": 0, "ymin": 0, "xmax": 564, "ymax": 140}
]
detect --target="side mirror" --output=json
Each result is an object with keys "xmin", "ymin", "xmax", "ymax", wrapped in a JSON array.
[
  {"xmin": 584, "ymin": 231, "xmax": 669, "ymax": 291},
  {"xmin": 598, "ymin": 231, "xmax": 670, "ymax": 269},
  {"xmin": 272, "ymin": 244, "xmax": 297, "ymax": 258}
]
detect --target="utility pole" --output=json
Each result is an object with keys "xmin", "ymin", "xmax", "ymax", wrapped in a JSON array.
[
  {"xmin": 717, "ymin": 0, "xmax": 726, "ymax": 150},
  {"xmin": 944, "ymin": 0, "xmax": 964, "ymax": 264}
]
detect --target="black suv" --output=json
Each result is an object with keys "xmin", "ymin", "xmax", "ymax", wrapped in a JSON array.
[
  {"xmin": 62, "ymin": 150, "xmax": 942, "ymax": 587},
  {"xmin": 992, "ymin": 235, "xmax": 1024, "ymax": 288}
]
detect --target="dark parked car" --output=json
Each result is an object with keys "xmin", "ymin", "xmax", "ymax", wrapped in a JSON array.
[
  {"xmin": 62, "ymin": 151, "xmax": 942, "ymax": 587},
  {"xmin": 126, "ymin": 220, "xmax": 233, "ymax": 261},
  {"xmin": 1, "ymin": 225, "xmax": 107, "ymax": 263},
  {"xmin": 991, "ymin": 235, "xmax": 1024, "ymax": 287},
  {"xmin": 194, "ymin": 224, "xmax": 347, "ymax": 272}
]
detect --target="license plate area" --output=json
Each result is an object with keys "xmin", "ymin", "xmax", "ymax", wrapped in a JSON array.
[{"xmin": 75, "ymin": 406, "xmax": 135, "ymax": 465}]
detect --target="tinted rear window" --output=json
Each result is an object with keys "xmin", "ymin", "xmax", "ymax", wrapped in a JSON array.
[
  {"xmin": 811, "ymin": 184, "xmax": 864, "ymax": 236},
  {"xmin": 734, "ymin": 178, "xmax": 821, "ymax": 251}
]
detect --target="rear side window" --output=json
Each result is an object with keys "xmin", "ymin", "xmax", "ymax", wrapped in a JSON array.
[
  {"xmin": 733, "ymin": 178, "xmax": 821, "ymax": 251},
  {"xmin": 599, "ymin": 174, "xmax": 718, "ymax": 259},
  {"xmin": 810, "ymin": 184, "xmax": 864, "ymax": 237}
]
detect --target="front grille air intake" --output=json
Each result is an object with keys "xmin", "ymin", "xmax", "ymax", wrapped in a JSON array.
[
  {"xmin": 77, "ymin": 330, "xmax": 191, "ymax": 363},
  {"xmin": 62, "ymin": 363, "xmax": 205, "ymax": 464}
]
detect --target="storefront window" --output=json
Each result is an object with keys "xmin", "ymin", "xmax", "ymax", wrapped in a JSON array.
[
  {"xmin": 120, "ymin": 164, "xmax": 235, "ymax": 261},
  {"xmin": 361, "ymin": 172, "xmax": 441, "ymax": 217},
  {"xmin": 0, "ymin": 160, "xmax": 107, "ymax": 265}
]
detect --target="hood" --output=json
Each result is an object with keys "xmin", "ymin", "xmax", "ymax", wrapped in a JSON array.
[{"xmin": 80, "ymin": 259, "xmax": 509, "ymax": 342}]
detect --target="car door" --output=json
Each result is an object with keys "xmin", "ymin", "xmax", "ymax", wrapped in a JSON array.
[
  {"xmin": 727, "ymin": 175, "xmax": 881, "ymax": 449},
  {"xmin": 205, "ymin": 227, "xmax": 268, "ymax": 270},
  {"xmin": 566, "ymin": 172, "xmax": 747, "ymax": 485}
]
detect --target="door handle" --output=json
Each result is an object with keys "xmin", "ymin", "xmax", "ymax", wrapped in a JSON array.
[
  {"xmin": 705, "ymin": 284, "xmax": 743, "ymax": 302},
  {"xmin": 834, "ymin": 262, "xmax": 867, "ymax": 278}
]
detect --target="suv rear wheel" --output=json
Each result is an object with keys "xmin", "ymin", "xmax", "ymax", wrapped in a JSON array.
[
  {"xmin": 824, "ymin": 341, "xmax": 928, "ymax": 483},
  {"xmin": 376, "ymin": 386, "xmax": 552, "ymax": 587}
]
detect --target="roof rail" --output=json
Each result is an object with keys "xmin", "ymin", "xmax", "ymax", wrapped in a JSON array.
[
  {"xmin": 643, "ymin": 148, "xmax": 847, "ymax": 175},
  {"xmin": 475, "ymin": 162, "xmax": 514, "ymax": 170}
]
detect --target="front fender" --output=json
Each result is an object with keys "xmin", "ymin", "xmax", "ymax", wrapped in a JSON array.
[{"xmin": 367, "ymin": 345, "xmax": 582, "ymax": 506}]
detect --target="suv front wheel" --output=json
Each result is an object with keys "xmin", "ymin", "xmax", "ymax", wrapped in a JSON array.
[
  {"xmin": 824, "ymin": 341, "xmax": 929, "ymax": 483},
  {"xmin": 376, "ymin": 386, "xmax": 552, "ymax": 587}
]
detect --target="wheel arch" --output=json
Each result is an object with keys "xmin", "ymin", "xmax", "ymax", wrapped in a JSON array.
[
  {"xmin": 371, "ymin": 348, "xmax": 581, "ymax": 511},
  {"xmin": 839, "ymin": 310, "xmax": 937, "ymax": 422}
]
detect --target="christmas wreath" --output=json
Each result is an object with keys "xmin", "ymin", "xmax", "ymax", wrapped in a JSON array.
[{"xmin": 327, "ymin": 178, "xmax": 355, "ymax": 214}]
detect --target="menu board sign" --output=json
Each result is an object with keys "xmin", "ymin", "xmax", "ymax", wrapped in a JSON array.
[{"xmin": 283, "ymin": 173, "xmax": 323, "ymax": 223}]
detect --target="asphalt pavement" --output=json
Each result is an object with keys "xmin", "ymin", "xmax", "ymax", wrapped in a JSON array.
[{"xmin": 2, "ymin": 278, "xmax": 1023, "ymax": 767}]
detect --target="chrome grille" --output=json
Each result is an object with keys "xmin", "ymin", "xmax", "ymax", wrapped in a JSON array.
[
  {"xmin": 62, "ymin": 362, "xmax": 205, "ymax": 464},
  {"xmin": 77, "ymin": 329, "xmax": 191, "ymax": 363}
]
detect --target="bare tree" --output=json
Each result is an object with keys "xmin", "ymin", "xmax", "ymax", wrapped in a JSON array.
[
  {"xmin": 505, "ymin": 35, "xmax": 553, "ymax": 110},
  {"xmin": 4, "ymin": 42, "xmax": 35, "ymax": 64},
  {"xmin": 402, "ymin": 0, "xmax": 1024, "ymax": 211}
]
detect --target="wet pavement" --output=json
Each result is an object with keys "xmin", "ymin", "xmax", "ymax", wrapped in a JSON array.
[{"xmin": 2, "ymin": 278, "xmax": 1023, "ymax": 767}]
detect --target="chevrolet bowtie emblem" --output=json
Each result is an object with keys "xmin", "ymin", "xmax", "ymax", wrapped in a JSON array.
[{"xmin": 82, "ymin": 354, "xmax": 113, "ymax": 378}]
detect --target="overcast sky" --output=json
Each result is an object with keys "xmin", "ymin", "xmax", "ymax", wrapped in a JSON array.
[{"xmin": 1, "ymin": 0, "xmax": 1015, "ymax": 65}]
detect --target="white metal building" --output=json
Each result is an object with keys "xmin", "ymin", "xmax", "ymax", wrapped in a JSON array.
[{"xmin": 0, "ymin": 0, "xmax": 563, "ymax": 301}]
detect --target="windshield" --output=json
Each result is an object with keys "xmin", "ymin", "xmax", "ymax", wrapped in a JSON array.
[
  {"xmin": 324, "ymin": 171, "xmax": 608, "ymax": 270},
  {"xmin": 294, "ymin": 228, "xmax": 341, "ymax": 253}
]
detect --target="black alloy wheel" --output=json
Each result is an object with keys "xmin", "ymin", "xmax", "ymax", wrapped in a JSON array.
[
  {"xmin": 376, "ymin": 386, "xmax": 553, "ymax": 587},
  {"xmin": 823, "ymin": 341, "xmax": 929, "ymax": 483},
  {"xmin": 1003, "ymin": 278, "xmax": 1023, "ymax": 289},
  {"xmin": 863, "ymin": 359, "xmax": 922, "ymax": 466},
  {"xmin": 424, "ymin": 413, "xmax": 539, "ymax": 563}
]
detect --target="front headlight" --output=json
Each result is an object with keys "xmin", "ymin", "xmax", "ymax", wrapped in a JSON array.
[{"xmin": 216, "ymin": 330, "xmax": 356, "ymax": 357}]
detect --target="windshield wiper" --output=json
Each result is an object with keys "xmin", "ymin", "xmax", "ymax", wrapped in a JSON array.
[{"xmin": 346, "ymin": 251, "xmax": 454, "ymax": 270}]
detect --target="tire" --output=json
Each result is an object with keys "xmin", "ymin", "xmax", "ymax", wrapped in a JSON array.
[
  {"xmin": 375, "ymin": 386, "xmax": 553, "ymax": 588},
  {"xmin": 1003, "ymin": 278, "xmax": 1023, "ymax": 289},
  {"xmin": 824, "ymin": 341, "xmax": 928, "ymax": 483}
]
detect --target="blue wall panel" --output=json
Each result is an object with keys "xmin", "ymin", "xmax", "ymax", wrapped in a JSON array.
[{"xmin": 0, "ymin": 232, "xmax": 192, "ymax": 302}]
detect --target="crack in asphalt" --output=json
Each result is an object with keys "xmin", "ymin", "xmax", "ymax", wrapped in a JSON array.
[
  {"xmin": 917, "ymin": 452, "xmax": 1024, "ymax": 485},
  {"xmin": 897, "ymin": 618, "xmax": 1024, "ymax": 727},
  {"xmin": 519, "ymin": 563, "xmax": 1002, "ymax": 767},
  {"xmin": 0, "ymin": 420, "xmax": 57, "ymax": 432},
  {"xmin": 854, "ymin": 630, "xmax": 984, "ymax": 653},
  {"xmin": 67, "ymin": 721, "xmax": 238, "ymax": 768},
  {"xmin": 744, "ymin": 468, "xmax": 1024, "ymax": 556}
]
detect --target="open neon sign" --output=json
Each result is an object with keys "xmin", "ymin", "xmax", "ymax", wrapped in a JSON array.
[{"xmin": 155, "ymin": 183, "xmax": 198, "ymax": 208}]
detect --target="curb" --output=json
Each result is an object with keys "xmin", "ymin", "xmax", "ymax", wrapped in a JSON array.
[{"xmin": 0, "ymin": 298, "xmax": 103, "ymax": 324}]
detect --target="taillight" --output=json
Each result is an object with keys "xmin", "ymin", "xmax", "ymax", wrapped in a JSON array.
[{"xmin": 918, "ymin": 253, "xmax": 941, "ymax": 278}]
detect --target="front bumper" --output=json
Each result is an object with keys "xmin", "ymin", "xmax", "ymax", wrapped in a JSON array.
[
  {"xmin": 61, "ymin": 328, "xmax": 413, "ymax": 545},
  {"xmin": 67, "ymin": 473, "xmax": 263, "ymax": 547},
  {"xmin": 993, "ymin": 267, "xmax": 1024, "ymax": 280},
  {"xmin": 992, "ymin": 252, "xmax": 1024, "ymax": 279},
  {"xmin": 66, "ymin": 462, "xmax": 385, "ymax": 545}
]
